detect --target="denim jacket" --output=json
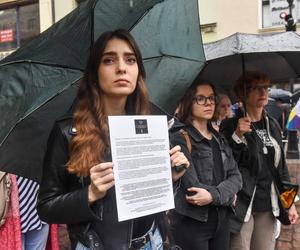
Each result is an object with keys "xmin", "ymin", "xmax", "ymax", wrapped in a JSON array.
[{"xmin": 169, "ymin": 122, "xmax": 242, "ymax": 222}]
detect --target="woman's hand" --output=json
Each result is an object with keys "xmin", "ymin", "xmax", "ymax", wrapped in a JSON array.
[
  {"xmin": 235, "ymin": 116, "xmax": 252, "ymax": 139},
  {"xmin": 288, "ymin": 203, "xmax": 299, "ymax": 224},
  {"xmin": 170, "ymin": 145, "xmax": 190, "ymax": 182},
  {"xmin": 185, "ymin": 187, "xmax": 213, "ymax": 206},
  {"xmin": 88, "ymin": 162, "xmax": 115, "ymax": 204}
]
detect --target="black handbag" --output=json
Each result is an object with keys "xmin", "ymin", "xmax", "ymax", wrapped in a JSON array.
[{"xmin": 266, "ymin": 163, "xmax": 298, "ymax": 225}]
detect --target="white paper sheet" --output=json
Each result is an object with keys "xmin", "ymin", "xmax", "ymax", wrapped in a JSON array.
[{"xmin": 108, "ymin": 115, "xmax": 174, "ymax": 222}]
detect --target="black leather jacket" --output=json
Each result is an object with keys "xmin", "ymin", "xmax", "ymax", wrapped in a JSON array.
[
  {"xmin": 220, "ymin": 109, "xmax": 291, "ymax": 233},
  {"xmin": 37, "ymin": 115, "xmax": 167, "ymax": 250},
  {"xmin": 169, "ymin": 122, "xmax": 242, "ymax": 222}
]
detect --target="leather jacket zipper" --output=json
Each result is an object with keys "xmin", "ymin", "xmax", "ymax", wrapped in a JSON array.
[
  {"xmin": 99, "ymin": 203, "xmax": 104, "ymax": 221},
  {"xmin": 128, "ymin": 220, "xmax": 134, "ymax": 248}
]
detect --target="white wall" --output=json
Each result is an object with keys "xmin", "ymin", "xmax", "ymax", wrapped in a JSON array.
[{"xmin": 39, "ymin": 0, "xmax": 77, "ymax": 32}]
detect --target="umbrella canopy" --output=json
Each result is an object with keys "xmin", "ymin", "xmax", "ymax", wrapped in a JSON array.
[
  {"xmin": 201, "ymin": 32, "xmax": 300, "ymax": 98},
  {"xmin": 268, "ymin": 88, "xmax": 292, "ymax": 103},
  {"xmin": 292, "ymin": 90, "xmax": 300, "ymax": 103},
  {"xmin": 286, "ymin": 99, "xmax": 300, "ymax": 130},
  {"xmin": 0, "ymin": 0, "xmax": 205, "ymax": 182},
  {"xmin": 265, "ymin": 98, "xmax": 282, "ymax": 120}
]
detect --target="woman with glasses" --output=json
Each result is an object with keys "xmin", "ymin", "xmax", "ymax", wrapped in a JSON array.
[
  {"xmin": 220, "ymin": 71, "xmax": 298, "ymax": 250},
  {"xmin": 169, "ymin": 80, "xmax": 242, "ymax": 250}
]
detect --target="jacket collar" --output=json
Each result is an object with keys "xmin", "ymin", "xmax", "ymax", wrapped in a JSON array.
[{"xmin": 186, "ymin": 122, "xmax": 223, "ymax": 144}]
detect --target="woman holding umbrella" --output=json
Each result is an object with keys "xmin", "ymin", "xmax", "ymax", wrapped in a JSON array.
[
  {"xmin": 37, "ymin": 29, "xmax": 189, "ymax": 250},
  {"xmin": 168, "ymin": 80, "xmax": 242, "ymax": 250},
  {"xmin": 220, "ymin": 71, "xmax": 299, "ymax": 250}
]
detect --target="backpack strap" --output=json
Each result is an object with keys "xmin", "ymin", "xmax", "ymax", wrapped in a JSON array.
[{"xmin": 179, "ymin": 129, "xmax": 192, "ymax": 154}]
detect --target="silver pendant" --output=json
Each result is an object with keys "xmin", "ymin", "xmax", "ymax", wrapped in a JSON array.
[{"xmin": 263, "ymin": 146, "xmax": 268, "ymax": 154}]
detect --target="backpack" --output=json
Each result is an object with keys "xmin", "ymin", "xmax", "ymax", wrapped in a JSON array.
[{"xmin": 0, "ymin": 171, "xmax": 12, "ymax": 227}]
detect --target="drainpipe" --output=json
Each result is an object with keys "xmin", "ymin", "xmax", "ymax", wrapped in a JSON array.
[{"xmin": 51, "ymin": 0, "xmax": 55, "ymax": 24}]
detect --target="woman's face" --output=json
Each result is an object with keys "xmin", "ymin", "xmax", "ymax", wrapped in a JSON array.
[
  {"xmin": 98, "ymin": 38, "xmax": 139, "ymax": 98},
  {"xmin": 218, "ymin": 97, "xmax": 232, "ymax": 119},
  {"xmin": 192, "ymin": 85, "xmax": 216, "ymax": 121},
  {"xmin": 246, "ymin": 81, "xmax": 269, "ymax": 109}
]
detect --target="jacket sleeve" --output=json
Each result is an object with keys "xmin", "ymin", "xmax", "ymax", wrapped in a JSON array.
[
  {"xmin": 37, "ymin": 122, "xmax": 99, "ymax": 224},
  {"xmin": 169, "ymin": 130, "xmax": 214, "ymax": 191},
  {"xmin": 209, "ymin": 144, "xmax": 243, "ymax": 206},
  {"xmin": 220, "ymin": 118, "xmax": 260, "ymax": 199}
]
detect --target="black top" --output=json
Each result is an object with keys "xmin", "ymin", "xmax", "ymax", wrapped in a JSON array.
[
  {"xmin": 251, "ymin": 119, "xmax": 273, "ymax": 212},
  {"xmin": 210, "ymin": 136, "xmax": 224, "ymax": 185},
  {"xmin": 132, "ymin": 215, "xmax": 155, "ymax": 238}
]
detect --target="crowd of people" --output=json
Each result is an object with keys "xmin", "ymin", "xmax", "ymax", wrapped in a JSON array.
[{"xmin": 0, "ymin": 29, "xmax": 299, "ymax": 250}]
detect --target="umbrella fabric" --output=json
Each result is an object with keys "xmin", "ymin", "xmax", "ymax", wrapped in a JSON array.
[
  {"xmin": 286, "ymin": 100, "xmax": 300, "ymax": 130},
  {"xmin": 292, "ymin": 90, "xmax": 300, "ymax": 103},
  {"xmin": 0, "ymin": 0, "xmax": 163, "ymax": 146},
  {"xmin": 265, "ymin": 98, "xmax": 282, "ymax": 120},
  {"xmin": 201, "ymin": 32, "xmax": 300, "ymax": 98},
  {"xmin": 0, "ymin": 0, "xmax": 205, "ymax": 182},
  {"xmin": 268, "ymin": 88, "xmax": 291, "ymax": 103}
]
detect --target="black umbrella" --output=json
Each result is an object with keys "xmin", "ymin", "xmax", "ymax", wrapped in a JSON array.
[
  {"xmin": 0, "ymin": 0, "xmax": 205, "ymax": 182},
  {"xmin": 292, "ymin": 90, "xmax": 300, "ymax": 103},
  {"xmin": 200, "ymin": 32, "xmax": 300, "ymax": 99},
  {"xmin": 265, "ymin": 98, "xmax": 283, "ymax": 120},
  {"xmin": 269, "ymin": 88, "xmax": 292, "ymax": 103}
]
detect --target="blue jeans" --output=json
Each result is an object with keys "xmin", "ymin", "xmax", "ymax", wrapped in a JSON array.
[
  {"xmin": 138, "ymin": 227, "xmax": 163, "ymax": 250},
  {"xmin": 75, "ymin": 226, "xmax": 163, "ymax": 250},
  {"xmin": 21, "ymin": 223, "xmax": 49, "ymax": 250}
]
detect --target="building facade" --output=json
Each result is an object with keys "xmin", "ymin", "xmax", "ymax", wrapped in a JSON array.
[
  {"xmin": 199, "ymin": 0, "xmax": 300, "ymax": 43},
  {"xmin": 1, "ymin": 0, "xmax": 299, "ymax": 59},
  {"xmin": 0, "ymin": 0, "xmax": 78, "ymax": 60}
]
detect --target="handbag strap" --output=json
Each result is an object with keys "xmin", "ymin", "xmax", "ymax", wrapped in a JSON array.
[
  {"xmin": 265, "ymin": 159, "xmax": 284, "ymax": 193},
  {"xmin": 179, "ymin": 129, "xmax": 192, "ymax": 154}
]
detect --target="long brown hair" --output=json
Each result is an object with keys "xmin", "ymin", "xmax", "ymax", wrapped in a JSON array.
[
  {"xmin": 177, "ymin": 79, "xmax": 217, "ymax": 125},
  {"xmin": 67, "ymin": 29, "xmax": 150, "ymax": 176}
]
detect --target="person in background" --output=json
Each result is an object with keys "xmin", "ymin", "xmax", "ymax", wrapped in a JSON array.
[
  {"xmin": 37, "ymin": 29, "xmax": 189, "ymax": 250},
  {"xmin": 168, "ymin": 80, "xmax": 242, "ymax": 250},
  {"xmin": 220, "ymin": 71, "xmax": 298, "ymax": 250},
  {"xmin": 212, "ymin": 93, "xmax": 233, "ymax": 131},
  {"xmin": 0, "ymin": 174, "xmax": 51, "ymax": 250}
]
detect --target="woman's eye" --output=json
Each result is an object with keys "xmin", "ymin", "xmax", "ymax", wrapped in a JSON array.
[
  {"xmin": 126, "ymin": 57, "xmax": 137, "ymax": 64},
  {"xmin": 102, "ymin": 57, "xmax": 114, "ymax": 64}
]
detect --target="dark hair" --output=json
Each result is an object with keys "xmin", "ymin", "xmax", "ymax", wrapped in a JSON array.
[
  {"xmin": 176, "ymin": 79, "xmax": 217, "ymax": 124},
  {"xmin": 68, "ymin": 29, "xmax": 150, "ymax": 176},
  {"xmin": 234, "ymin": 71, "xmax": 270, "ymax": 101}
]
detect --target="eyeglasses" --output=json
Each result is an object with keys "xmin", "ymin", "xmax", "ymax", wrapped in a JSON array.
[
  {"xmin": 247, "ymin": 85, "xmax": 269, "ymax": 93},
  {"xmin": 193, "ymin": 95, "xmax": 216, "ymax": 105}
]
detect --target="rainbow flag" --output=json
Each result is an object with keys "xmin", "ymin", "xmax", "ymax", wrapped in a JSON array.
[{"xmin": 286, "ymin": 99, "xmax": 300, "ymax": 130}]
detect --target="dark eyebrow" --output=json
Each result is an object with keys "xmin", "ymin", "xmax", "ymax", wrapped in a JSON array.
[{"xmin": 102, "ymin": 51, "xmax": 136, "ymax": 57}]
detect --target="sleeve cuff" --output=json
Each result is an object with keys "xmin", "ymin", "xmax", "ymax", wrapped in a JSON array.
[{"xmin": 232, "ymin": 132, "xmax": 247, "ymax": 145}]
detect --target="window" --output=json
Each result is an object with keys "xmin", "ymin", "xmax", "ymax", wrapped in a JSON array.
[
  {"xmin": 0, "ymin": 8, "xmax": 17, "ymax": 51},
  {"xmin": 19, "ymin": 4, "xmax": 40, "ymax": 47},
  {"xmin": 0, "ymin": 1, "xmax": 39, "ymax": 53},
  {"xmin": 262, "ymin": 0, "xmax": 299, "ymax": 28}
]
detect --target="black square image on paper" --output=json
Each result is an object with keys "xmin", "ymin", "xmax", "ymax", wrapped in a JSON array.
[{"xmin": 134, "ymin": 119, "xmax": 148, "ymax": 134}]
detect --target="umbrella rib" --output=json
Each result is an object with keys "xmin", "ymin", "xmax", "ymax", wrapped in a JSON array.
[
  {"xmin": 143, "ymin": 55, "xmax": 204, "ymax": 63},
  {"xmin": 0, "ymin": 60, "xmax": 84, "ymax": 71}
]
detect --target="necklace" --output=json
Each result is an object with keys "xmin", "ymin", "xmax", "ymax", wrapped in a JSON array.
[{"xmin": 251, "ymin": 119, "xmax": 269, "ymax": 155}]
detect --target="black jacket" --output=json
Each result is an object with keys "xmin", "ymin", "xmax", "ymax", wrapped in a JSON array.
[
  {"xmin": 37, "ymin": 115, "xmax": 167, "ymax": 250},
  {"xmin": 169, "ymin": 122, "xmax": 242, "ymax": 222},
  {"xmin": 220, "ymin": 109, "xmax": 291, "ymax": 233}
]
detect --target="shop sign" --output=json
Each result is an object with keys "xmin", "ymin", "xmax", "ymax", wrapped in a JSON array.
[{"xmin": 0, "ymin": 29, "xmax": 14, "ymax": 42}]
